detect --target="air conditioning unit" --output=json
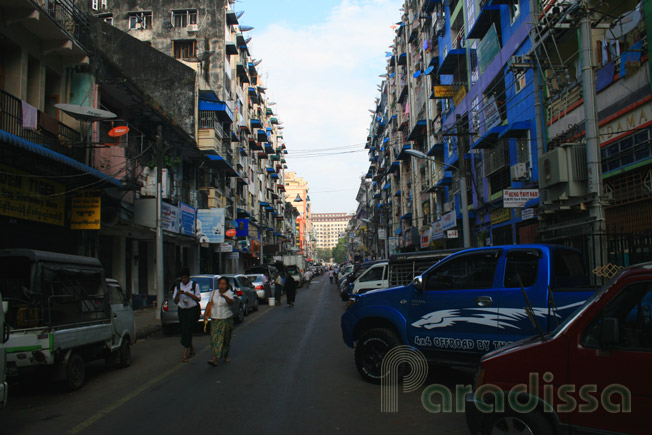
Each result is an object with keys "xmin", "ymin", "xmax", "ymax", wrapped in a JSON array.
[
  {"xmin": 187, "ymin": 24, "xmax": 199, "ymax": 32},
  {"xmin": 510, "ymin": 162, "xmax": 530, "ymax": 181}
]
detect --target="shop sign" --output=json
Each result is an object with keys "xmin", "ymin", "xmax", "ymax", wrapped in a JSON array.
[
  {"xmin": 197, "ymin": 208, "xmax": 225, "ymax": 243},
  {"xmin": 432, "ymin": 220, "xmax": 444, "ymax": 240},
  {"xmin": 522, "ymin": 208, "xmax": 535, "ymax": 220},
  {"xmin": 161, "ymin": 202, "xmax": 179, "ymax": 233},
  {"xmin": 433, "ymin": 85, "xmax": 455, "ymax": 98},
  {"xmin": 179, "ymin": 202, "xmax": 196, "ymax": 236},
  {"xmin": 447, "ymin": 229, "xmax": 459, "ymax": 239},
  {"xmin": 503, "ymin": 189, "xmax": 539, "ymax": 208},
  {"xmin": 490, "ymin": 208, "xmax": 511, "ymax": 225},
  {"xmin": 421, "ymin": 227, "xmax": 431, "ymax": 248},
  {"xmin": 219, "ymin": 243, "xmax": 233, "ymax": 252},
  {"xmin": 441, "ymin": 210, "xmax": 457, "ymax": 230},
  {"xmin": 600, "ymin": 99, "xmax": 652, "ymax": 144},
  {"xmin": 453, "ymin": 85, "xmax": 467, "ymax": 106},
  {"xmin": 0, "ymin": 165, "xmax": 65, "ymax": 226},
  {"xmin": 71, "ymin": 190, "xmax": 101, "ymax": 230}
]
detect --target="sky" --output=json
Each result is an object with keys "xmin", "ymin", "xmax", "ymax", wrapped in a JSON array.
[{"xmin": 238, "ymin": 0, "xmax": 404, "ymax": 214}]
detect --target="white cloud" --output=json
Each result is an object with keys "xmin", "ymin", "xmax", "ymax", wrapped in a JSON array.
[{"xmin": 249, "ymin": 0, "xmax": 402, "ymax": 213}]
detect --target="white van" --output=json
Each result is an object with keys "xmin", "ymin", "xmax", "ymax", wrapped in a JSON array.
[{"xmin": 349, "ymin": 261, "xmax": 389, "ymax": 296}]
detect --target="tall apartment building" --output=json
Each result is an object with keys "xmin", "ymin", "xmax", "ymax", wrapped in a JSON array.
[
  {"xmin": 354, "ymin": 0, "xmax": 652, "ymax": 268},
  {"xmin": 283, "ymin": 172, "xmax": 312, "ymax": 257},
  {"xmin": 313, "ymin": 213, "xmax": 354, "ymax": 250}
]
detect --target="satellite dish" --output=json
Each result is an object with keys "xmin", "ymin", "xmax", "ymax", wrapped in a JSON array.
[
  {"xmin": 424, "ymin": 65, "xmax": 435, "ymax": 75},
  {"xmin": 55, "ymin": 104, "xmax": 116, "ymax": 121},
  {"xmin": 413, "ymin": 70, "xmax": 422, "ymax": 78},
  {"xmin": 240, "ymin": 25, "xmax": 254, "ymax": 32},
  {"xmin": 225, "ymin": 229, "xmax": 237, "ymax": 237},
  {"xmin": 108, "ymin": 126, "xmax": 129, "ymax": 137},
  {"xmin": 609, "ymin": 9, "xmax": 641, "ymax": 39}
]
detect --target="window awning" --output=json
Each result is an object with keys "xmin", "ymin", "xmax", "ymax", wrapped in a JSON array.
[
  {"xmin": 257, "ymin": 129, "xmax": 268, "ymax": 142},
  {"xmin": 467, "ymin": 5, "xmax": 502, "ymax": 40},
  {"xmin": 396, "ymin": 144, "xmax": 413, "ymax": 160},
  {"xmin": 436, "ymin": 171, "xmax": 454, "ymax": 187},
  {"xmin": 226, "ymin": 10, "xmax": 240, "ymax": 25},
  {"xmin": 0, "ymin": 129, "xmax": 122, "ymax": 188},
  {"xmin": 250, "ymin": 118, "xmax": 263, "ymax": 129},
  {"xmin": 383, "ymin": 182, "xmax": 391, "ymax": 190},
  {"xmin": 198, "ymin": 91, "xmax": 233, "ymax": 123},
  {"xmin": 498, "ymin": 120, "xmax": 531, "ymax": 139},
  {"xmin": 427, "ymin": 142, "xmax": 445, "ymax": 156},
  {"xmin": 400, "ymin": 212, "xmax": 412, "ymax": 220},
  {"xmin": 394, "ymin": 190, "xmax": 401, "ymax": 196},
  {"xmin": 407, "ymin": 119, "xmax": 427, "ymax": 141},
  {"xmin": 230, "ymin": 131, "xmax": 240, "ymax": 142},
  {"xmin": 471, "ymin": 124, "xmax": 508, "ymax": 149},
  {"xmin": 424, "ymin": 0, "xmax": 442, "ymax": 14},
  {"xmin": 388, "ymin": 161, "xmax": 401, "ymax": 174},
  {"xmin": 248, "ymin": 138, "xmax": 263, "ymax": 151},
  {"xmin": 524, "ymin": 197, "xmax": 539, "ymax": 208},
  {"xmin": 438, "ymin": 48, "xmax": 467, "ymax": 75},
  {"xmin": 206, "ymin": 155, "xmax": 240, "ymax": 177},
  {"xmin": 239, "ymin": 147, "xmax": 247, "ymax": 156},
  {"xmin": 397, "ymin": 53, "xmax": 407, "ymax": 66},
  {"xmin": 225, "ymin": 42, "xmax": 239, "ymax": 56}
]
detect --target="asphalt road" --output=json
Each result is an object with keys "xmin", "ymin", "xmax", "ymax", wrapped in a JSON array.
[{"xmin": 3, "ymin": 276, "xmax": 471, "ymax": 435}]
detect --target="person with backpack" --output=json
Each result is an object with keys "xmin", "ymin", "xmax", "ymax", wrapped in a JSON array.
[{"xmin": 173, "ymin": 268, "xmax": 201, "ymax": 362}]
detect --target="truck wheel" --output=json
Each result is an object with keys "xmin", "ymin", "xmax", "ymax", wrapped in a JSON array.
[
  {"xmin": 484, "ymin": 410, "xmax": 553, "ymax": 435},
  {"xmin": 66, "ymin": 353, "xmax": 86, "ymax": 391},
  {"xmin": 354, "ymin": 328, "xmax": 401, "ymax": 384},
  {"xmin": 118, "ymin": 339, "xmax": 131, "ymax": 368}
]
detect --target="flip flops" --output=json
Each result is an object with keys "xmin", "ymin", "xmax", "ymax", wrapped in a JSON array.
[{"xmin": 207, "ymin": 360, "xmax": 218, "ymax": 367}]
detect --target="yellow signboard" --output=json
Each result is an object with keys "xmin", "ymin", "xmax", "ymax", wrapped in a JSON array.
[
  {"xmin": 71, "ymin": 190, "xmax": 101, "ymax": 230},
  {"xmin": 433, "ymin": 85, "xmax": 455, "ymax": 98},
  {"xmin": 453, "ymin": 85, "xmax": 467, "ymax": 106},
  {"xmin": 0, "ymin": 164, "xmax": 65, "ymax": 226},
  {"xmin": 490, "ymin": 207, "xmax": 511, "ymax": 225}
]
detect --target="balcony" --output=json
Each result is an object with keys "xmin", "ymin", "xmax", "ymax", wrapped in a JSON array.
[
  {"xmin": 198, "ymin": 111, "xmax": 226, "ymax": 155},
  {"xmin": 0, "ymin": 0, "xmax": 90, "ymax": 61},
  {"xmin": 0, "ymin": 88, "xmax": 83, "ymax": 162}
]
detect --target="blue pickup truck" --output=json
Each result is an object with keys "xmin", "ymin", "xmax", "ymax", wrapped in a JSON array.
[{"xmin": 341, "ymin": 244, "xmax": 596, "ymax": 383}]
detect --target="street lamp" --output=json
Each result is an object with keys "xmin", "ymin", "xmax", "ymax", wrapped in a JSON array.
[{"xmin": 404, "ymin": 149, "xmax": 471, "ymax": 248}]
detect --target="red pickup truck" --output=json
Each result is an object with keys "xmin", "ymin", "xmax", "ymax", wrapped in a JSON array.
[{"xmin": 465, "ymin": 262, "xmax": 652, "ymax": 435}]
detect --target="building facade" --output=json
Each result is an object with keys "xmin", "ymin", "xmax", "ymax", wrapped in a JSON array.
[
  {"xmin": 354, "ymin": 0, "xmax": 652, "ymax": 269},
  {"xmin": 312, "ymin": 213, "xmax": 354, "ymax": 251}
]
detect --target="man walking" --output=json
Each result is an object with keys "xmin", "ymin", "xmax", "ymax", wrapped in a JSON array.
[{"xmin": 284, "ymin": 274, "xmax": 298, "ymax": 306}]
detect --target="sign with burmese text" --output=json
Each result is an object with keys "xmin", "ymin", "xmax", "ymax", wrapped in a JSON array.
[
  {"xmin": 0, "ymin": 164, "xmax": 64, "ymax": 226},
  {"xmin": 503, "ymin": 189, "xmax": 540, "ymax": 208},
  {"xmin": 71, "ymin": 190, "xmax": 101, "ymax": 230}
]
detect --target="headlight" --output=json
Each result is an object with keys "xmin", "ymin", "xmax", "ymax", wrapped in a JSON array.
[{"xmin": 344, "ymin": 298, "xmax": 357, "ymax": 310}]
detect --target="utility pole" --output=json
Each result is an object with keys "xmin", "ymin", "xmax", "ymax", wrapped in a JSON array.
[
  {"xmin": 456, "ymin": 115, "xmax": 471, "ymax": 248},
  {"xmin": 579, "ymin": 12, "xmax": 606, "ymax": 235},
  {"xmin": 155, "ymin": 125, "xmax": 164, "ymax": 320}
]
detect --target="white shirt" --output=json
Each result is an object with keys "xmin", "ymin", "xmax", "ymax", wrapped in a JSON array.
[
  {"xmin": 211, "ymin": 289, "xmax": 235, "ymax": 319},
  {"xmin": 173, "ymin": 280, "xmax": 200, "ymax": 309}
]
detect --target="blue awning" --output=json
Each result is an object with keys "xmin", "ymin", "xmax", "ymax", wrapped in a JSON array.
[
  {"xmin": 407, "ymin": 119, "xmax": 427, "ymax": 141},
  {"xmin": 427, "ymin": 142, "xmax": 445, "ymax": 156},
  {"xmin": 383, "ymin": 182, "xmax": 391, "ymax": 190},
  {"xmin": 400, "ymin": 212, "xmax": 412, "ymax": 220},
  {"xmin": 239, "ymin": 147, "xmax": 247, "ymax": 156},
  {"xmin": 498, "ymin": 120, "xmax": 531, "ymax": 139},
  {"xmin": 237, "ymin": 208, "xmax": 251, "ymax": 217},
  {"xmin": 471, "ymin": 124, "xmax": 508, "ymax": 150},
  {"xmin": 396, "ymin": 144, "xmax": 413, "ymax": 160},
  {"xmin": 0, "ymin": 129, "xmax": 122, "ymax": 188},
  {"xmin": 394, "ymin": 190, "xmax": 401, "ymax": 196},
  {"xmin": 259, "ymin": 201, "xmax": 269, "ymax": 207},
  {"xmin": 467, "ymin": 5, "xmax": 502, "ymax": 40},
  {"xmin": 250, "ymin": 119, "xmax": 263, "ymax": 129},
  {"xmin": 397, "ymin": 53, "xmax": 407, "ymax": 66},
  {"xmin": 274, "ymin": 232, "xmax": 282, "ymax": 236},
  {"xmin": 265, "ymin": 167, "xmax": 275, "ymax": 173},
  {"xmin": 270, "ymin": 173, "xmax": 279, "ymax": 179},
  {"xmin": 436, "ymin": 171, "xmax": 454, "ymax": 187},
  {"xmin": 205, "ymin": 154, "xmax": 240, "ymax": 177},
  {"xmin": 198, "ymin": 100, "xmax": 233, "ymax": 123},
  {"xmin": 388, "ymin": 161, "xmax": 401, "ymax": 174},
  {"xmin": 257, "ymin": 129, "xmax": 268, "ymax": 142},
  {"xmin": 438, "ymin": 48, "xmax": 467, "ymax": 75}
]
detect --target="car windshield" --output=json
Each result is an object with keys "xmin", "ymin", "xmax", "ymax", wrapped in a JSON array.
[{"xmin": 191, "ymin": 277, "xmax": 214, "ymax": 293}]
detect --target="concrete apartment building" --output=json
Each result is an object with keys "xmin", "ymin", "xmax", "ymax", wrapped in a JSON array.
[
  {"xmin": 353, "ymin": 0, "xmax": 652, "ymax": 270},
  {"xmin": 312, "ymin": 213, "xmax": 354, "ymax": 251},
  {"xmin": 283, "ymin": 172, "xmax": 312, "ymax": 258}
]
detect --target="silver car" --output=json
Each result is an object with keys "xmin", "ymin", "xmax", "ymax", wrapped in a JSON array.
[
  {"xmin": 160, "ymin": 275, "xmax": 245, "ymax": 335},
  {"xmin": 245, "ymin": 273, "xmax": 267, "ymax": 300}
]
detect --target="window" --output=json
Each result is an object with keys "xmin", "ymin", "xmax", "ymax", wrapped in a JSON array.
[
  {"xmin": 514, "ymin": 71, "xmax": 526, "ymax": 94},
  {"xmin": 583, "ymin": 282, "xmax": 652, "ymax": 351},
  {"xmin": 360, "ymin": 266, "xmax": 384, "ymax": 282},
  {"xmin": 101, "ymin": 0, "xmax": 107, "ymax": 9},
  {"xmin": 99, "ymin": 13, "xmax": 113, "ymax": 25},
  {"xmin": 174, "ymin": 40, "xmax": 197, "ymax": 59},
  {"xmin": 425, "ymin": 251, "xmax": 500, "ymax": 290},
  {"xmin": 509, "ymin": 0, "xmax": 520, "ymax": 24},
  {"xmin": 129, "ymin": 12, "xmax": 152, "ymax": 29},
  {"xmin": 504, "ymin": 249, "xmax": 540, "ymax": 288},
  {"xmin": 172, "ymin": 9, "xmax": 198, "ymax": 28},
  {"xmin": 92, "ymin": 0, "xmax": 98, "ymax": 10}
]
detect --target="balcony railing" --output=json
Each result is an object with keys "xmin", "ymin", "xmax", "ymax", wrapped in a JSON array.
[
  {"xmin": 0, "ymin": 88, "xmax": 84, "ymax": 162},
  {"xmin": 31, "ymin": 0, "xmax": 90, "ymax": 49},
  {"xmin": 198, "ymin": 111, "xmax": 226, "ymax": 138}
]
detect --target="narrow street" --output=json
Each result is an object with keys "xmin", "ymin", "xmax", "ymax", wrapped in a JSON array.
[{"xmin": 3, "ymin": 275, "xmax": 470, "ymax": 435}]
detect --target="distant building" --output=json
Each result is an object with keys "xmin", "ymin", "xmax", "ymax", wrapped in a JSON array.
[{"xmin": 312, "ymin": 213, "xmax": 354, "ymax": 250}]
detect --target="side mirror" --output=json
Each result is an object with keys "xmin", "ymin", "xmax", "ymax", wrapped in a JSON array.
[
  {"xmin": 412, "ymin": 275, "xmax": 424, "ymax": 291},
  {"xmin": 601, "ymin": 317, "xmax": 620, "ymax": 346}
]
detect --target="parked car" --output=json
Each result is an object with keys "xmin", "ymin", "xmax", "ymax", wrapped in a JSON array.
[
  {"xmin": 465, "ymin": 261, "xmax": 652, "ymax": 435},
  {"xmin": 340, "ymin": 260, "xmax": 387, "ymax": 301},
  {"xmin": 160, "ymin": 275, "xmax": 245, "ymax": 334},
  {"xmin": 220, "ymin": 274, "xmax": 259, "ymax": 315},
  {"xmin": 342, "ymin": 244, "xmax": 596, "ymax": 383},
  {"xmin": 245, "ymin": 274, "xmax": 267, "ymax": 300}
]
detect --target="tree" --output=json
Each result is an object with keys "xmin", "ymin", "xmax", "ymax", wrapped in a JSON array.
[
  {"xmin": 316, "ymin": 248, "xmax": 331, "ymax": 262},
  {"xmin": 331, "ymin": 238, "xmax": 348, "ymax": 264}
]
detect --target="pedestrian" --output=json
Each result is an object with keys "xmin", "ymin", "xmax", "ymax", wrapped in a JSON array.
[
  {"xmin": 173, "ymin": 268, "xmax": 201, "ymax": 363},
  {"xmin": 261, "ymin": 271, "xmax": 271, "ymax": 298},
  {"xmin": 274, "ymin": 273, "xmax": 283, "ymax": 305},
  {"xmin": 303, "ymin": 270, "xmax": 312, "ymax": 288},
  {"xmin": 284, "ymin": 273, "xmax": 298, "ymax": 306},
  {"xmin": 328, "ymin": 268, "xmax": 334, "ymax": 284},
  {"xmin": 205, "ymin": 276, "xmax": 235, "ymax": 367}
]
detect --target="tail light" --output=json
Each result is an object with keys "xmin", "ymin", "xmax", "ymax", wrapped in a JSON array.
[
  {"xmin": 162, "ymin": 300, "xmax": 169, "ymax": 312},
  {"xmin": 236, "ymin": 289, "xmax": 244, "ymax": 296},
  {"xmin": 255, "ymin": 285, "xmax": 264, "ymax": 290}
]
